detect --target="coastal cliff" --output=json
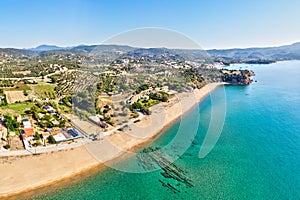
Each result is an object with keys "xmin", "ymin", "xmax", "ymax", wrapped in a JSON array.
[{"xmin": 221, "ymin": 69, "xmax": 255, "ymax": 85}]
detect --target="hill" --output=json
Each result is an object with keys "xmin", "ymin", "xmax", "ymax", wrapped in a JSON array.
[
  {"xmin": 1, "ymin": 42, "xmax": 300, "ymax": 64},
  {"xmin": 29, "ymin": 45, "xmax": 68, "ymax": 52}
]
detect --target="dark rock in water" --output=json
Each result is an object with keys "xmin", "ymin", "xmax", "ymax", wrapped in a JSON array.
[
  {"xmin": 158, "ymin": 180, "xmax": 180, "ymax": 194},
  {"xmin": 139, "ymin": 147, "xmax": 194, "ymax": 193},
  {"xmin": 167, "ymin": 183, "xmax": 180, "ymax": 193}
]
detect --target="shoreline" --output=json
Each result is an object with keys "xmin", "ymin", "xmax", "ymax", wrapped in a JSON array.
[{"xmin": 0, "ymin": 82, "xmax": 225, "ymax": 199}]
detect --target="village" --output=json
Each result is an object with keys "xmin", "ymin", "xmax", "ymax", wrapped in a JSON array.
[
  {"xmin": 0, "ymin": 102, "xmax": 83, "ymax": 152},
  {"xmin": 0, "ymin": 48, "xmax": 252, "ymax": 155},
  {"xmin": 0, "ymin": 65, "xmax": 177, "ymax": 154}
]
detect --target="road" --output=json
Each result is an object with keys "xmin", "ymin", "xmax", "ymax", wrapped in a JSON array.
[
  {"xmin": 0, "ymin": 112, "xmax": 145, "ymax": 157},
  {"xmin": 0, "ymin": 69, "xmax": 78, "ymax": 81},
  {"xmin": 0, "ymin": 138, "xmax": 90, "ymax": 157}
]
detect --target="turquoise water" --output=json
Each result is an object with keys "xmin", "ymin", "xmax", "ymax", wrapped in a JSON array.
[{"xmin": 29, "ymin": 61, "xmax": 300, "ymax": 199}]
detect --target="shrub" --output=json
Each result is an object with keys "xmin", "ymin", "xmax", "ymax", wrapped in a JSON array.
[{"xmin": 47, "ymin": 135, "xmax": 56, "ymax": 144}]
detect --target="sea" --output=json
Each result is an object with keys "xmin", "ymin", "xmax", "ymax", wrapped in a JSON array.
[{"xmin": 27, "ymin": 61, "xmax": 300, "ymax": 200}]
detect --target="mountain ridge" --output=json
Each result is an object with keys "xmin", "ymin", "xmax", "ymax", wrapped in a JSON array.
[{"xmin": 1, "ymin": 42, "xmax": 300, "ymax": 63}]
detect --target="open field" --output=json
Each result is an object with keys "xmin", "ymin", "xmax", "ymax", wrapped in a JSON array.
[
  {"xmin": 12, "ymin": 71, "xmax": 31, "ymax": 76},
  {"xmin": 31, "ymin": 84, "xmax": 56, "ymax": 99},
  {"xmin": 97, "ymin": 97, "xmax": 113, "ymax": 107},
  {"xmin": 0, "ymin": 102, "xmax": 34, "ymax": 114},
  {"xmin": 1, "ymin": 83, "xmax": 31, "ymax": 91},
  {"xmin": 4, "ymin": 90, "xmax": 29, "ymax": 104}
]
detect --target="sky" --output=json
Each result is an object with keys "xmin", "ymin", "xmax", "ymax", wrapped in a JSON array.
[{"xmin": 0, "ymin": 0, "xmax": 299, "ymax": 49}]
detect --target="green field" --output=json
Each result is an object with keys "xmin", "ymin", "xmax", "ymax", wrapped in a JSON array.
[
  {"xmin": 2, "ymin": 83, "xmax": 31, "ymax": 91},
  {"xmin": 31, "ymin": 84, "xmax": 57, "ymax": 99},
  {"xmin": 0, "ymin": 102, "xmax": 34, "ymax": 114}
]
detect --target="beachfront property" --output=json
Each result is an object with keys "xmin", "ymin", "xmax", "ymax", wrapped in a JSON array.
[
  {"xmin": 21, "ymin": 127, "xmax": 35, "ymax": 140},
  {"xmin": 21, "ymin": 125, "xmax": 83, "ymax": 149},
  {"xmin": 45, "ymin": 127, "xmax": 68, "ymax": 142},
  {"xmin": 88, "ymin": 116, "xmax": 108, "ymax": 129},
  {"xmin": 21, "ymin": 127, "xmax": 35, "ymax": 138},
  {"xmin": 20, "ymin": 118, "xmax": 36, "ymax": 148},
  {"xmin": 125, "ymin": 86, "xmax": 177, "ymax": 106},
  {"xmin": 126, "ymin": 90, "xmax": 151, "ymax": 105},
  {"xmin": 8, "ymin": 104, "xmax": 84, "ymax": 149},
  {"xmin": 67, "ymin": 129, "xmax": 79, "ymax": 137}
]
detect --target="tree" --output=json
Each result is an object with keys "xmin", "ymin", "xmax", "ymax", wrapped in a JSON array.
[
  {"xmin": 50, "ymin": 76, "xmax": 57, "ymax": 83},
  {"xmin": 161, "ymin": 94, "xmax": 168, "ymax": 102},
  {"xmin": 34, "ymin": 132, "xmax": 41, "ymax": 141},
  {"xmin": 30, "ymin": 105, "xmax": 40, "ymax": 114},
  {"xmin": 132, "ymin": 102, "xmax": 142, "ymax": 110},
  {"xmin": 47, "ymin": 135, "xmax": 56, "ymax": 144},
  {"xmin": 141, "ymin": 84, "xmax": 149, "ymax": 91},
  {"xmin": 141, "ymin": 107, "xmax": 151, "ymax": 115},
  {"xmin": 4, "ymin": 114, "xmax": 19, "ymax": 132},
  {"xmin": 23, "ymin": 90, "xmax": 29, "ymax": 96}
]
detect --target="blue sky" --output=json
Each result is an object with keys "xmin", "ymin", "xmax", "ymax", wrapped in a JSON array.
[{"xmin": 0, "ymin": 0, "xmax": 299, "ymax": 49}]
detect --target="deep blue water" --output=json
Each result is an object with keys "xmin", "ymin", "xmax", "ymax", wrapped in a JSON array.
[{"xmin": 28, "ymin": 61, "xmax": 300, "ymax": 200}]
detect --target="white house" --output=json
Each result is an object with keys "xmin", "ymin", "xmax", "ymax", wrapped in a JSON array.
[{"xmin": 23, "ymin": 119, "xmax": 31, "ymax": 128}]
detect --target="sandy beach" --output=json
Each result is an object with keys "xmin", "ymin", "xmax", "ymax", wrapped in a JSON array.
[{"xmin": 0, "ymin": 82, "xmax": 224, "ymax": 199}]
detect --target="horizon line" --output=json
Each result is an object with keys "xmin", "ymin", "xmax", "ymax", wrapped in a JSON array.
[{"xmin": 0, "ymin": 41, "xmax": 299, "ymax": 51}]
